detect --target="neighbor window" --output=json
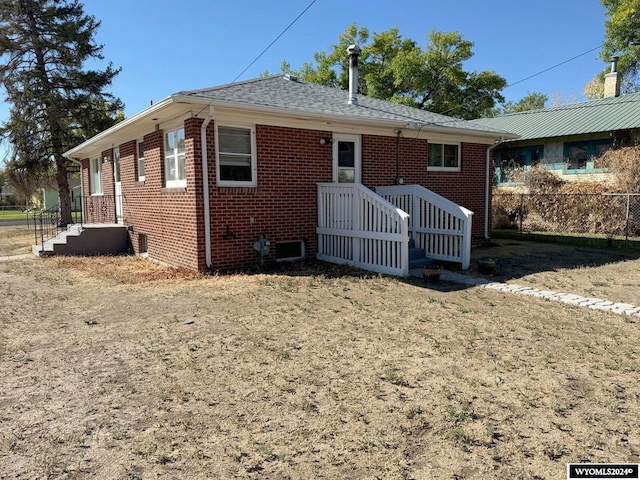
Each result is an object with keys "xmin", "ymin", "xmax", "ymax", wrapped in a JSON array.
[
  {"xmin": 137, "ymin": 140, "xmax": 145, "ymax": 181},
  {"xmin": 90, "ymin": 157, "xmax": 103, "ymax": 194},
  {"xmin": 164, "ymin": 127, "xmax": 185, "ymax": 187},
  {"xmin": 428, "ymin": 143, "xmax": 460, "ymax": 171},
  {"xmin": 216, "ymin": 124, "xmax": 256, "ymax": 186},
  {"xmin": 563, "ymin": 139, "xmax": 613, "ymax": 171},
  {"xmin": 494, "ymin": 145, "xmax": 543, "ymax": 184}
]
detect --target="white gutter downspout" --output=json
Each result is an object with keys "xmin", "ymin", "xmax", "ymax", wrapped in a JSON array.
[
  {"xmin": 201, "ymin": 106, "xmax": 214, "ymax": 268},
  {"xmin": 485, "ymin": 137, "xmax": 504, "ymax": 239}
]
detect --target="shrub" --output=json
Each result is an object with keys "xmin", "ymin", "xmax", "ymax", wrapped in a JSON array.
[{"xmin": 595, "ymin": 146, "xmax": 640, "ymax": 193}]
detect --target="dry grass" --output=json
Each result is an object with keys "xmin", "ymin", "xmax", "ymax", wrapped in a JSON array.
[
  {"xmin": 0, "ymin": 225, "xmax": 34, "ymax": 256},
  {"xmin": 1, "ymin": 246, "xmax": 640, "ymax": 479}
]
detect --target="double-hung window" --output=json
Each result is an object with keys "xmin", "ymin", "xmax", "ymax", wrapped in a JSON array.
[
  {"xmin": 90, "ymin": 157, "xmax": 103, "ymax": 194},
  {"xmin": 137, "ymin": 140, "xmax": 145, "ymax": 181},
  {"xmin": 216, "ymin": 125, "xmax": 256, "ymax": 186},
  {"xmin": 164, "ymin": 127, "xmax": 185, "ymax": 187},
  {"xmin": 428, "ymin": 142, "xmax": 461, "ymax": 172}
]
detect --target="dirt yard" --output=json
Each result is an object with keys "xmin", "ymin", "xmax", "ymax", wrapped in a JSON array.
[
  {"xmin": 1, "ymin": 232, "xmax": 640, "ymax": 479},
  {"xmin": 0, "ymin": 225, "xmax": 35, "ymax": 257}
]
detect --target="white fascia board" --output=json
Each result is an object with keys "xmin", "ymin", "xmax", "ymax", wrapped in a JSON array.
[{"xmin": 63, "ymin": 95, "xmax": 198, "ymax": 159}]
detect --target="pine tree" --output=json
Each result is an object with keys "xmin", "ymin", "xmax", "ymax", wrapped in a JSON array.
[{"xmin": 0, "ymin": 0, "xmax": 123, "ymax": 224}]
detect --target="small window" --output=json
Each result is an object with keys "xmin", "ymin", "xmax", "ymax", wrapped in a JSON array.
[
  {"xmin": 276, "ymin": 241, "xmax": 305, "ymax": 262},
  {"xmin": 165, "ymin": 127, "xmax": 185, "ymax": 187},
  {"xmin": 428, "ymin": 143, "xmax": 460, "ymax": 172},
  {"xmin": 137, "ymin": 140, "xmax": 145, "ymax": 181},
  {"xmin": 216, "ymin": 125, "xmax": 256, "ymax": 186},
  {"xmin": 90, "ymin": 157, "xmax": 103, "ymax": 194}
]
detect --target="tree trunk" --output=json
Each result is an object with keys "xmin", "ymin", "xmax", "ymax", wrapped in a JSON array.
[{"xmin": 55, "ymin": 154, "xmax": 71, "ymax": 226}]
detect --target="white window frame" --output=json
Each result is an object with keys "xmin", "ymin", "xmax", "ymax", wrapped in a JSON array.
[
  {"xmin": 215, "ymin": 123, "xmax": 257, "ymax": 187},
  {"xmin": 164, "ymin": 126, "xmax": 186, "ymax": 188},
  {"xmin": 90, "ymin": 157, "xmax": 103, "ymax": 195},
  {"xmin": 428, "ymin": 142, "xmax": 461, "ymax": 172},
  {"xmin": 137, "ymin": 139, "xmax": 145, "ymax": 182}
]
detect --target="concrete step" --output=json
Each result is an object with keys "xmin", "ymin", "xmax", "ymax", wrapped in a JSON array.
[
  {"xmin": 33, "ymin": 224, "xmax": 129, "ymax": 256},
  {"xmin": 409, "ymin": 256, "xmax": 438, "ymax": 270},
  {"xmin": 409, "ymin": 246, "xmax": 426, "ymax": 260}
]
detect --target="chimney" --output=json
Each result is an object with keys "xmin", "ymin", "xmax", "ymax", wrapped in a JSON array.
[
  {"xmin": 604, "ymin": 55, "xmax": 621, "ymax": 98},
  {"xmin": 347, "ymin": 44, "xmax": 361, "ymax": 105}
]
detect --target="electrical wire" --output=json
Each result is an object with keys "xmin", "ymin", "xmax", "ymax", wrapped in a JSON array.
[
  {"xmin": 230, "ymin": 0, "xmax": 318, "ymax": 84},
  {"xmin": 436, "ymin": 44, "xmax": 604, "ymax": 119}
]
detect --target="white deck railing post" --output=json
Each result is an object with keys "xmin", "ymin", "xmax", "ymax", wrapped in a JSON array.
[
  {"xmin": 377, "ymin": 184, "xmax": 473, "ymax": 270},
  {"xmin": 317, "ymin": 183, "xmax": 410, "ymax": 276}
]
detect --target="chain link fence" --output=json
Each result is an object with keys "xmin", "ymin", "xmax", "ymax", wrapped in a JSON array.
[{"xmin": 493, "ymin": 193, "xmax": 640, "ymax": 241}]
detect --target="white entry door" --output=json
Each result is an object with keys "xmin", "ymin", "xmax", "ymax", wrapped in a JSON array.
[
  {"xmin": 333, "ymin": 134, "xmax": 361, "ymax": 183},
  {"xmin": 114, "ymin": 147, "xmax": 123, "ymax": 224}
]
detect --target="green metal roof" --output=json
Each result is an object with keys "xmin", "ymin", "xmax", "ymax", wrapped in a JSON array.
[{"xmin": 472, "ymin": 92, "xmax": 640, "ymax": 141}]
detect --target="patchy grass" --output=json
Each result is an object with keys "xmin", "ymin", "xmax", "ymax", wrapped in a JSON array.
[
  {"xmin": 1, "ymin": 250, "xmax": 640, "ymax": 478},
  {"xmin": 0, "ymin": 225, "xmax": 34, "ymax": 256}
]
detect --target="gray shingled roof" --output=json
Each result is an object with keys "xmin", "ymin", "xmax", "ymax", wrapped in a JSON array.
[
  {"xmin": 473, "ymin": 92, "xmax": 640, "ymax": 141},
  {"xmin": 178, "ymin": 75, "xmax": 511, "ymax": 137}
]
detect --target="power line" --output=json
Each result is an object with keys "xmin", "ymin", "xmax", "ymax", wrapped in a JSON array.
[
  {"xmin": 435, "ymin": 44, "xmax": 604, "ymax": 120},
  {"xmin": 230, "ymin": 0, "xmax": 318, "ymax": 84},
  {"xmin": 505, "ymin": 44, "xmax": 602, "ymax": 90}
]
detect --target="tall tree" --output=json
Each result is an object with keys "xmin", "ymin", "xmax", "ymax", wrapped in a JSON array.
[
  {"xmin": 0, "ymin": 0, "xmax": 123, "ymax": 224},
  {"xmin": 585, "ymin": 0, "xmax": 640, "ymax": 98},
  {"xmin": 486, "ymin": 91, "xmax": 549, "ymax": 117},
  {"xmin": 280, "ymin": 24, "xmax": 507, "ymax": 120}
]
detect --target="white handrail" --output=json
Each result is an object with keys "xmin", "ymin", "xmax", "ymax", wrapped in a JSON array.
[
  {"xmin": 376, "ymin": 184, "xmax": 473, "ymax": 269},
  {"xmin": 317, "ymin": 183, "xmax": 410, "ymax": 276}
]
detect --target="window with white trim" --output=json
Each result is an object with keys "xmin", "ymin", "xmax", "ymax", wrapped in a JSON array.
[
  {"xmin": 90, "ymin": 157, "xmax": 103, "ymax": 194},
  {"xmin": 164, "ymin": 127, "xmax": 185, "ymax": 187},
  {"xmin": 428, "ymin": 142, "xmax": 461, "ymax": 172},
  {"xmin": 137, "ymin": 140, "xmax": 145, "ymax": 181},
  {"xmin": 216, "ymin": 124, "xmax": 257, "ymax": 186}
]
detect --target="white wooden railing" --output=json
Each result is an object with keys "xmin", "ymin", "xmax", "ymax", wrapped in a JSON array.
[
  {"xmin": 376, "ymin": 185, "xmax": 473, "ymax": 269},
  {"xmin": 317, "ymin": 183, "xmax": 410, "ymax": 276}
]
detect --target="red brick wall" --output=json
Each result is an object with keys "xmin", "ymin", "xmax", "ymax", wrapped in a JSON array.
[
  {"xmin": 120, "ymin": 119, "xmax": 203, "ymax": 270},
  {"xmin": 362, "ymin": 135, "xmax": 488, "ymax": 237},
  {"xmin": 81, "ymin": 120, "xmax": 490, "ymax": 271},
  {"xmin": 208, "ymin": 124, "xmax": 333, "ymax": 271}
]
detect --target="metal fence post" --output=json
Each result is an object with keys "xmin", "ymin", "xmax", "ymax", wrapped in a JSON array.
[
  {"xmin": 625, "ymin": 193, "xmax": 630, "ymax": 242},
  {"xmin": 519, "ymin": 193, "xmax": 524, "ymax": 235}
]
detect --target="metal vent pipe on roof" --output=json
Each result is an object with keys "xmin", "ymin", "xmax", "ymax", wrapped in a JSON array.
[
  {"xmin": 347, "ymin": 44, "xmax": 361, "ymax": 105},
  {"xmin": 610, "ymin": 55, "xmax": 620, "ymax": 73}
]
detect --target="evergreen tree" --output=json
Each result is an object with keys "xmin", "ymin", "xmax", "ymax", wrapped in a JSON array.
[{"xmin": 0, "ymin": 0, "xmax": 123, "ymax": 224}]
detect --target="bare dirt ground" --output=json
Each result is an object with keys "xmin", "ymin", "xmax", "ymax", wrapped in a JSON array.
[{"xmin": 1, "ymin": 233, "xmax": 640, "ymax": 479}]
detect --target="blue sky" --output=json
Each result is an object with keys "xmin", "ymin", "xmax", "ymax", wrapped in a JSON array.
[{"xmin": 1, "ymin": 0, "xmax": 609, "ymax": 155}]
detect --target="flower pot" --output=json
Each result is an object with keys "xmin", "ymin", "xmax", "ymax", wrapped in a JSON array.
[
  {"xmin": 477, "ymin": 258, "xmax": 496, "ymax": 275},
  {"xmin": 422, "ymin": 266, "xmax": 442, "ymax": 284}
]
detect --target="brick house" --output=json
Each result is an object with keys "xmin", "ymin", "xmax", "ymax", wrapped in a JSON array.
[{"xmin": 63, "ymin": 54, "xmax": 512, "ymax": 275}]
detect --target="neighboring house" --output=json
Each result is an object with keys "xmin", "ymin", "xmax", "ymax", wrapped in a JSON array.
[
  {"xmin": 32, "ymin": 176, "xmax": 82, "ymax": 211},
  {"xmin": 474, "ymin": 61, "xmax": 640, "ymax": 186},
  {"xmin": 62, "ymin": 48, "xmax": 512, "ymax": 275}
]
